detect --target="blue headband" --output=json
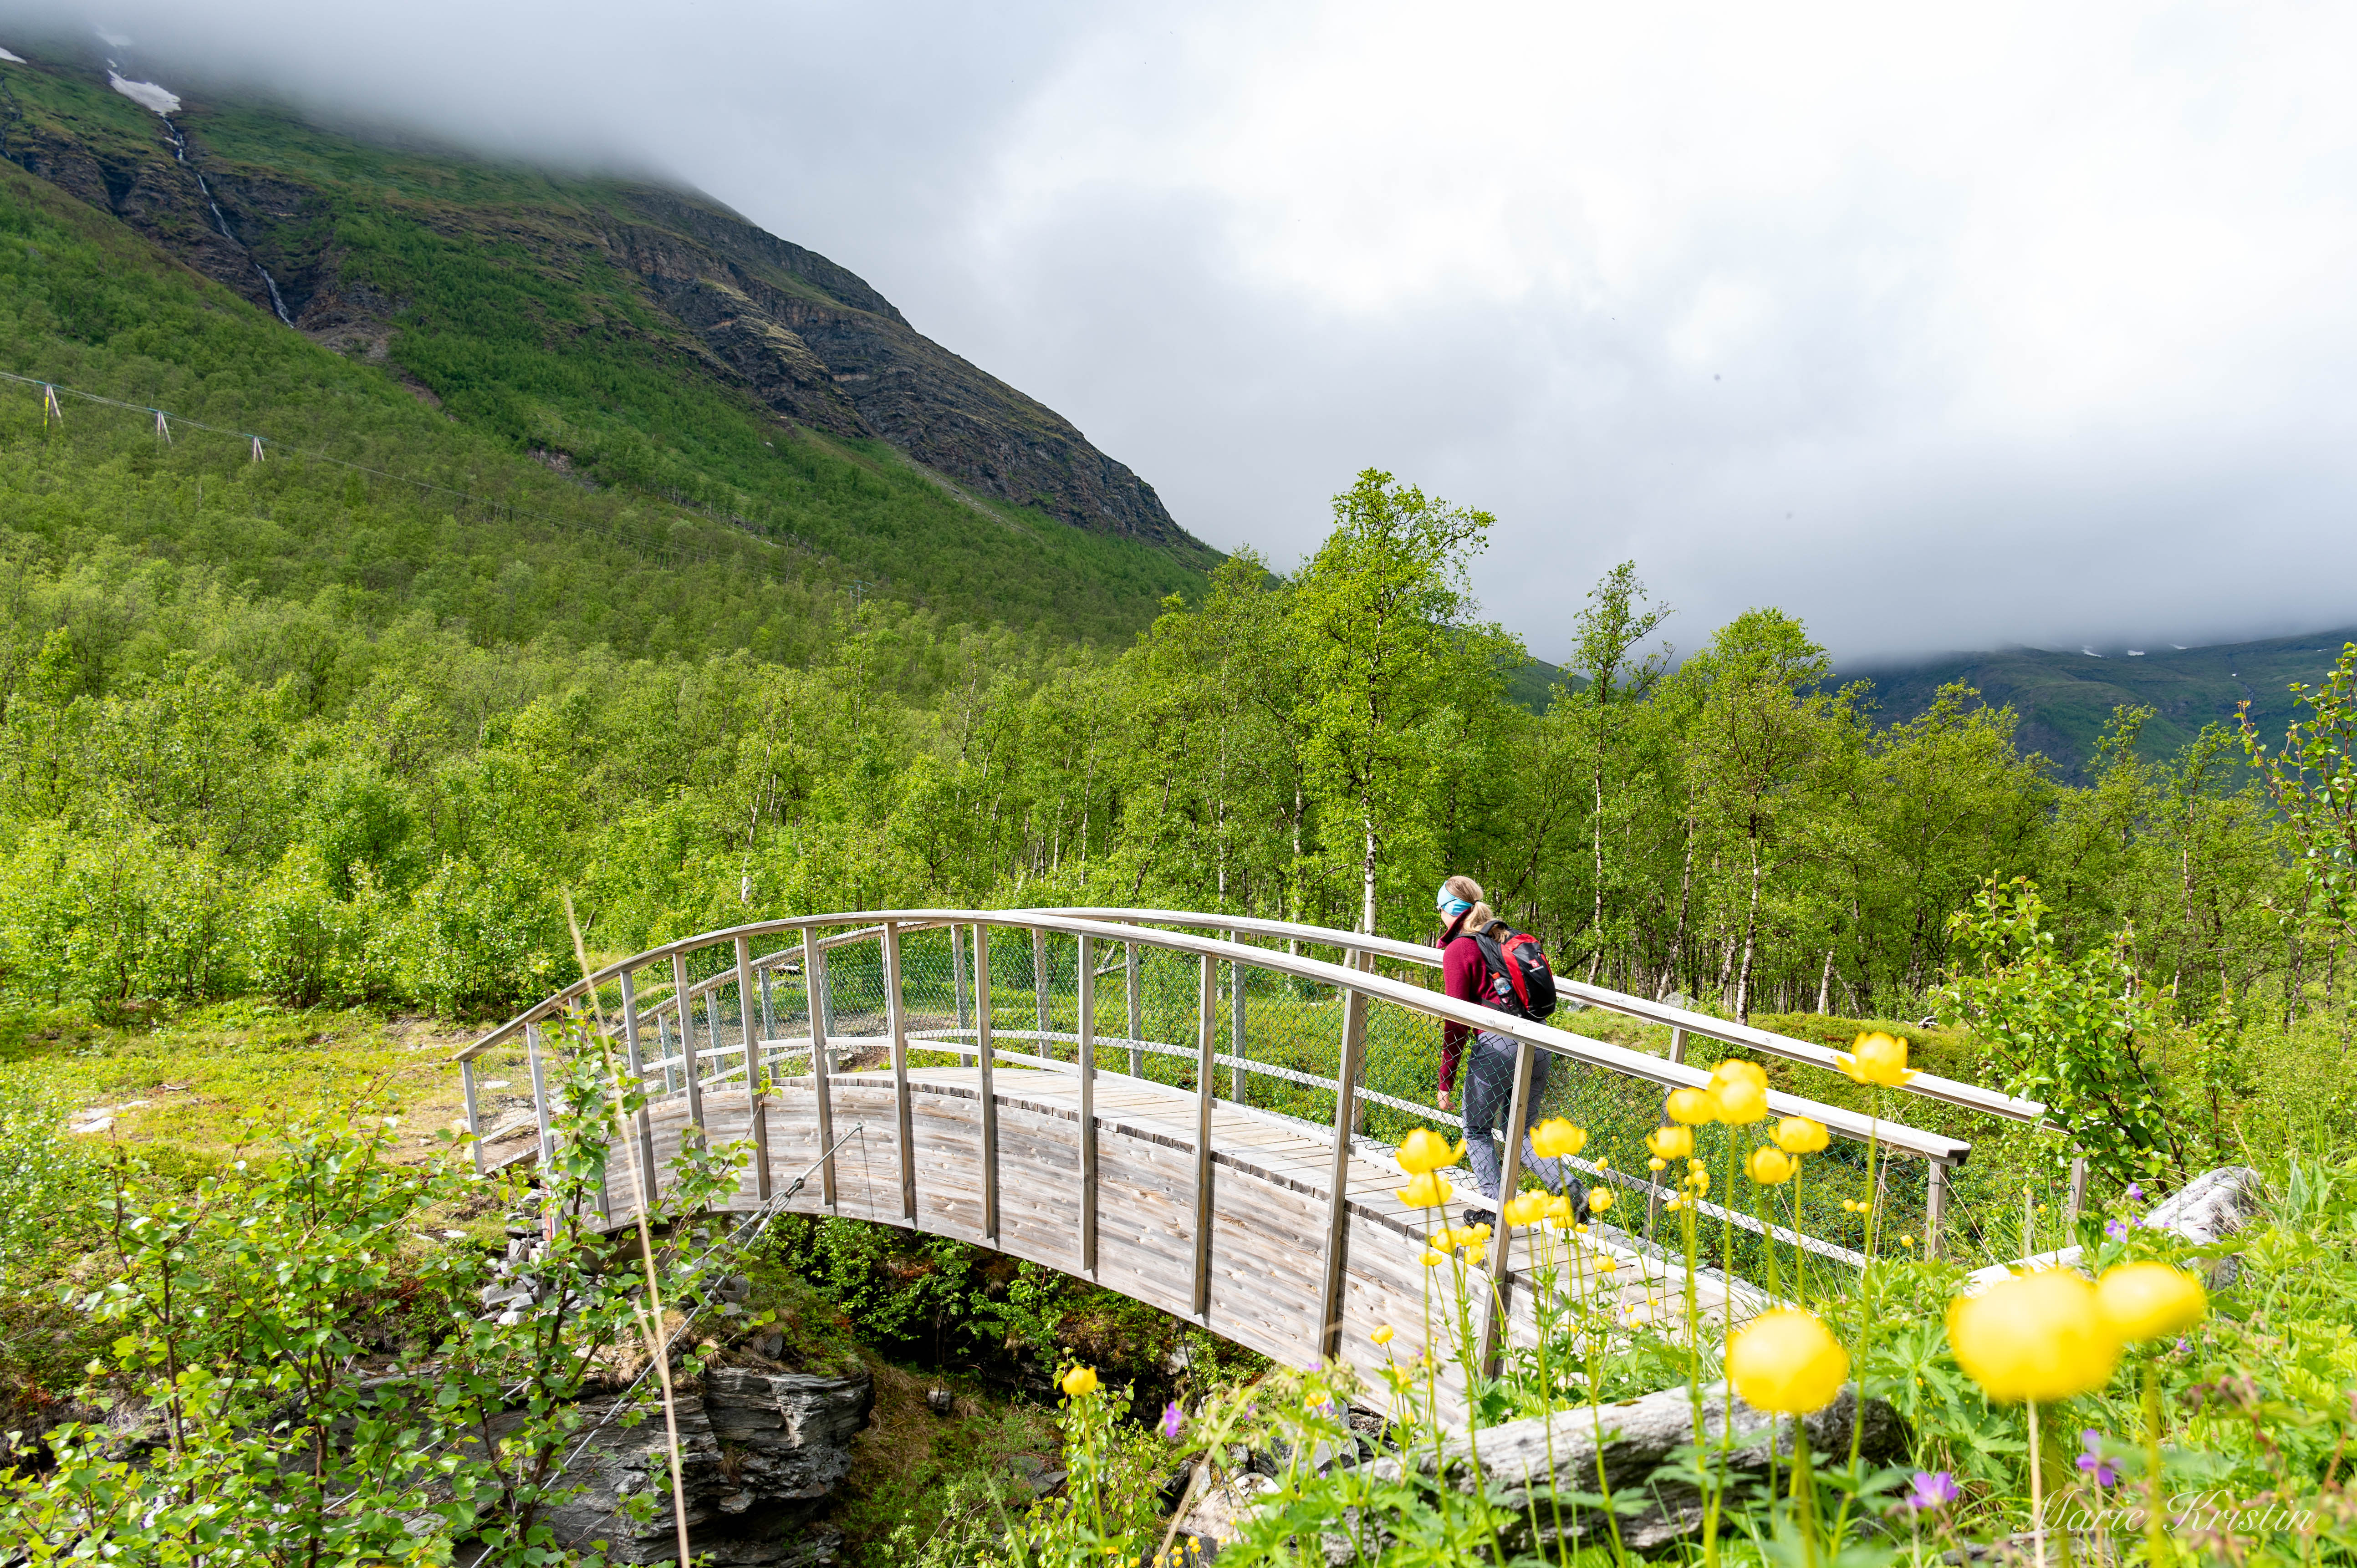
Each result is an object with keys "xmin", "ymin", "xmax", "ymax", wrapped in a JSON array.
[{"xmin": 1438, "ymin": 895, "xmax": 1472, "ymax": 918}]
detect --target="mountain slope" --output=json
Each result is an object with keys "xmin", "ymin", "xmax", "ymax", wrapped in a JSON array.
[
  {"xmin": 0, "ymin": 44, "xmax": 1213, "ymax": 636},
  {"xmin": 1845, "ymin": 628, "xmax": 2357, "ymax": 778}
]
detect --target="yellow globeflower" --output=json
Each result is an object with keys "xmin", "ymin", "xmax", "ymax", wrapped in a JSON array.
[
  {"xmin": 1746, "ymin": 1146, "xmax": 1796, "ymax": 1186},
  {"xmin": 1667, "ymin": 1086, "xmax": 1719, "ymax": 1125},
  {"xmin": 1420, "ymin": 1246, "xmax": 1449, "ymax": 1267},
  {"xmin": 1709, "ymin": 1059, "xmax": 1768, "ymax": 1093},
  {"xmin": 1543, "ymin": 1194, "xmax": 1575, "ymax": 1227},
  {"xmin": 1646, "ymin": 1124, "xmax": 1694, "ymax": 1161},
  {"xmin": 1462, "ymin": 1242, "xmax": 1487, "ymax": 1268},
  {"xmin": 1502, "ymin": 1189, "xmax": 1551, "ymax": 1228},
  {"xmin": 1371, "ymin": 1324, "xmax": 1396, "ymax": 1345},
  {"xmin": 1947, "ymin": 1271, "xmax": 2121, "ymax": 1404},
  {"xmin": 1648, "ymin": 1156, "xmax": 1667, "ymax": 1172},
  {"xmin": 1531, "ymin": 1119, "xmax": 1588, "ymax": 1159},
  {"xmin": 1773, "ymin": 1116, "xmax": 1830, "ymax": 1155},
  {"xmin": 1396, "ymin": 1172, "xmax": 1455, "ymax": 1209},
  {"xmin": 1061, "ymin": 1365, "xmax": 1101, "ymax": 1398},
  {"xmin": 2096, "ymin": 1263, "xmax": 2208, "ymax": 1342},
  {"xmin": 1588, "ymin": 1188, "xmax": 1615, "ymax": 1215},
  {"xmin": 1397, "ymin": 1128, "xmax": 1464, "ymax": 1174},
  {"xmin": 1687, "ymin": 1166, "xmax": 1711, "ymax": 1197},
  {"xmin": 1727, "ymin": 1308, "xmax": 1850, "ymax": 1415},
  {"xmin": 1838, "ymin": 1031, "xmax": 1918, "ymax": 1088}
]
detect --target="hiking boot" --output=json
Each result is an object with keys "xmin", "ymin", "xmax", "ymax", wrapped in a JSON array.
[{"xmin": 1461, "ymin": 1205, "xmax": 1496, "ymax": 1232}]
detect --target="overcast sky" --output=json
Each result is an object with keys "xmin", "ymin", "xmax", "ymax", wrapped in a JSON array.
[{"xmin": 12, "ymin": 0, "xmax": 2357, "ymax": 667}]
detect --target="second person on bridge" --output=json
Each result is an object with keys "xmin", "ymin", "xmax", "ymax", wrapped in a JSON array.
[{"xmin": 1434, "ymin": 875, "xmax": 1583, "ymax": 1230}]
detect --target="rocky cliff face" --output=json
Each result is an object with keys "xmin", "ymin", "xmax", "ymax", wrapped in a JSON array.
[
  {"xmin": 543, "ymin": 1364, "xmax": 876, "ymax": 1567},
  {"xmin": 0, "ymin": 51, "xmax": 1194, "ymax": 551}
]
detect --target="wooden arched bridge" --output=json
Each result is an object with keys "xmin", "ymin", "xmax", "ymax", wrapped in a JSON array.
[{"xmin": 454, "ymin": 911, "xmax": 2043, "ymax": 1416}]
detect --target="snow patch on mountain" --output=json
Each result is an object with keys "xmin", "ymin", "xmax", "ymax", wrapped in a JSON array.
[{"xmin": 107, "ymin": 71, "xmax": 179, "ymax": 115}]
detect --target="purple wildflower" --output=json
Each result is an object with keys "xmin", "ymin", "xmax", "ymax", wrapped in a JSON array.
[
  {"xmin": 1161, "ymin": 1401, "xmax": 1185, "ymax": 1441},
  {"xmin": 2126, "ymin": 1182, "xmax": 2145, "ymax": 1202},
  {"xmin": 2105, "ymin": 1219, "xmax": 2131, "ymax": 1241},
  {"xmin": 1904, "ymin": 1471, "xmax": 1959, "ymax": 1512},
  {"xmin": 2076, "ymin": 1430, "xmax": 2119, "ymax": 1487}
]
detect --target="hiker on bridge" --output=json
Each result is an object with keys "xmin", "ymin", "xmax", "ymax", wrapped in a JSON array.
[{"xmin": 1434, "ymin": 875, "xmax": 1584, "ymax": 1228}]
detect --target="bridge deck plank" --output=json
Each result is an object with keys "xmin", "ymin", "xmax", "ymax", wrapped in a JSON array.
[{"xmin": 587, "ymin": 1063, "xmax": 1745, "ymax": 1425}]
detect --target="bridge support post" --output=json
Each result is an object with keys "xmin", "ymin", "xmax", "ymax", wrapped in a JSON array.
[
  {"xmin": 976, "ymin": 925, "xmax": 998, "ymax": 1242},
  {"xmin": 1924, "ymin": 1159, "xmax": 1949, "ymax": 1261},
  {"xmin": 1077, "ymin": 933, "xmax": 1098, "ymax": 1278},
  {"xmin": 461, "ymin": 1059, "xmax": 484, "ymax": 1177},
  {"xmin": 1228, "ymin": 931, "xmax": 1245, "ymax": 1101},
  {"xmin": 1480, "ymin": 1035, "xmax": 1538, "ymax": 1375},
  {"xmin": 1191, "ymin": 953, "xmax": 1218, "ymax": 1319},
  {"xmin": 1125, "ymin": 943, "xmax": 1143, "ymax": 1078},
  {"xmin": 670, "ymin": 952, "xmax": 704, "ymax": 1135},
  {"xmin": 526, "ymin": 1018, "xmax": 555, "ymax": 1173},
  {"xmin": 738, "ymin": 935, "xmax": 771, "ymax": 1203},
  {"xmin": 1033, "ymin": 927, "xmax": 1051, "ymax": 1050},
  {"xmin": 801, "ymin": 929, "xmax": 837, "ymax": 1211},
  {"xmin": 1650, "ymin": 1027, "xmax": 1688, "ymax": 1236},
  {"xmin": 883, "ymin": 922, "xmax": 916, "ymax": 1222},
  {"xmin": 1316, "ymin": 981, "xmax": 1372, "ymax": 1360},
  {"xmin": 619, "ymin": 967, "xmax": 658, "ymax": 1207},
  {"xmin": 952, "ymin": 925, "xmax": 971, "ymax": 1031}
]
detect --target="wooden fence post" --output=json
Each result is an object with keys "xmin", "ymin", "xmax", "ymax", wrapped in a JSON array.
[
  {"xmin": 976, "ymin": 925, "xmax": 998, "ymax": 1242},
  {"xmin": 738, "ymin": 934, "xmax": 771, "ymax": 1203},
  {"xmin": 1191, "ymin": 953, "xmax": 1218, "ymax": 1319},
  {"xmin": 1480, "ymin": 1037, "xmax": 1538, "ymax": 1375},
  {"xmin": 670, "ymin": 952, "xmax": 704, "ymax": 1135},
  {"xmin": 1126, "ymin": 942, "xmax": 1143, "ymax": 1077},
  {"xmin": 801, "ymin": 928, "xmax": 836, "ymax": 1211},
  {"xmin": 1078, "ymin": 933, "xmax": 1098, "ymax": 1278},
  {"xmin": 1316, "ymin": 983, "xmax": 1372, "ymax": 1359}
]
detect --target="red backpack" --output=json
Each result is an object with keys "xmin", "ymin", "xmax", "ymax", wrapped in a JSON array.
[{"xmin": 1471, "ymin": 921, "xmax": 1560, "ymax": 1021}]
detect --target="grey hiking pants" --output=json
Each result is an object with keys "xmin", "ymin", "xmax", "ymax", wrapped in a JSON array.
[{"xmin": 1461, "ymin": 1029, "xmax": 1568, "ymax": 1201}]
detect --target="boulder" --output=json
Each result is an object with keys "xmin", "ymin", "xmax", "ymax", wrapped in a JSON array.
[
  {"xmin": 1358, "ymin": 1382, "xmax": 1906, "ymax": 1553},
  {"xmin": 537, "ymin": 1364, "xmax": 873, "ymax": 1566}
]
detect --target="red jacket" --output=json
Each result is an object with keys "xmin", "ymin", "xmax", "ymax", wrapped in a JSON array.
[{"xmin": 1437, "ymin": 918, "xmax": 1487, "ymax": 1094}]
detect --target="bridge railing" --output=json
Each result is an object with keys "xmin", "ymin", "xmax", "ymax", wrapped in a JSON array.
[{"xmin": 456, "ymin": 910, "xmax": 2051, "ymax": 1331}]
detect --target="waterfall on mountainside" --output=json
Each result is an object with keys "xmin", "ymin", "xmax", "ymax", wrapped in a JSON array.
[{"xmin": 162, "ymin": 117, "xmax": 293, "ymax": 326}]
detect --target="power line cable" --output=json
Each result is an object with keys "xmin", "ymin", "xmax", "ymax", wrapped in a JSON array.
[{"xmin": 0, "ymin": 366, "xmax": 857, "ymax": 591}]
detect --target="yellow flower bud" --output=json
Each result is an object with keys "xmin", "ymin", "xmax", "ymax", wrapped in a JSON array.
[
  {"xmin": 1648, "ymin": 1156, "xmax": 1667, "ymax": 1172},
  {"xmin": 1746, "ymin": 1146, "xmax": 1796, "ymax": 1186},
  {"xmin": 1646, "ymin": 1124, "xmax": 1694, "ymax": 1161},
  {"xmin": 1501, "ymin": 1189, "xmax": 1550, "ymax": 1228},
  {"xmin": 1772, "ymin": 1116, "xmax": 1830, "ymax": 1155},
  {"xmin": 1667, "ymin": 1087, "xmax": 1718, "ymax": 1125},
  {"xmin": 1396, "ymin": 1127, "xmax": 1464, "ymax": 1174},
  {"xmin": 1714, "ymin": 1078, "xmax": 1769, "ymax": 1125},
  {"xmin": 1708, "ymin": 1059, "xmax": 1767, "ymax": 1093},
  {"xmin": 1587, "ymin": 1188, "xmax": 1615, "ymax": 1215},
  {"xmin": 2096, "ymin": 1263, "xmax": 2208, "ymax": 1342},
  {"xmin": 1396, "ymin": 1172, "xmax": 1455, "ymax": 1209},
  {"xmin": 1838, "ymin": 1031, "xmax": 1918, "ymax": 1088},
  {"xmin": 1531, "ymin": 1118, "xmax": 1587, "ymax": 1159},
  {"xmin": 1371, "ymin": 1324, "xmax": 1396, "ymax": 1345},
  {"xmin": 1060, "ymin": 1364, "xmax": 1100, "ymax": 1399},
  {"xmin": 1727, "ymin": 1308, "xmax": 1849, "ymax": 1415}
]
